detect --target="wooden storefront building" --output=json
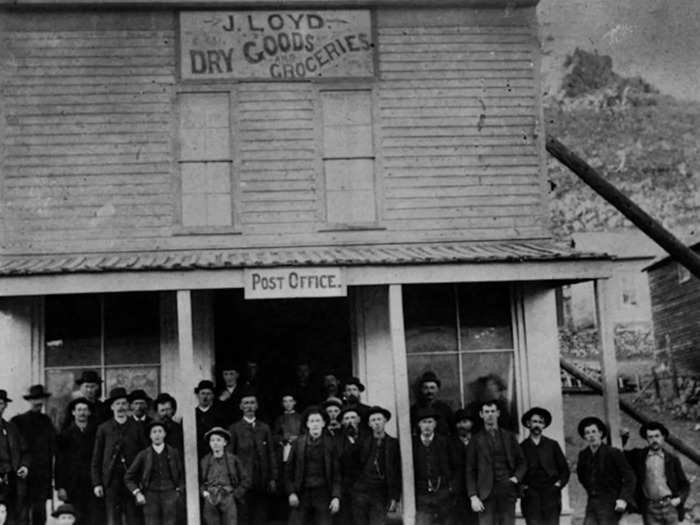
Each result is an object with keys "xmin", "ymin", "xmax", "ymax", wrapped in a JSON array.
[{"xmin": 0, "ymin": 0, "xmax": 613, "ymax": 523}]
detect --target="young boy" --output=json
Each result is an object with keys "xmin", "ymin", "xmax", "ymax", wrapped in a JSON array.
[
  {"xmin": 51, "ymin": 503, "xmax": 77, "ymax": 524},
  {"xmin": 273, "ymin": 393, "xmax": 302, "ymax": 464},
  {"xmin": 200, "ymin": 427, "xmax": 251, "ymax": 525},
  {"xmin": 125, "ymin": 420, "xmax": 184, "ymax": 525}
]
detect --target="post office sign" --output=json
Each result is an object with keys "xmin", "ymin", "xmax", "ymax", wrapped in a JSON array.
[
  {"xmin": 180, "ymin": 10, "xmax": 374, "ymax": 80},
  {"xmin": 244, "ymin": 267, "xmax": 347, "ymax": 299}
]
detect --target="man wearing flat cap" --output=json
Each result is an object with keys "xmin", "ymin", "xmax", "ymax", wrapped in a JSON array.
[
  {"xmin": 410, "ymin": 371, "xmax": 453, "ymax": 436},
  {"xmin": 625, "ymin": 421, "xmax": 689, "ymax": 525},
  {"xmin": 576, "ymin": 416, "xmax": 635, "ymax": 525},
  {"xmin": 194, "ymin": 380, "xmax": 227, "ymax": 459},
  {"xmin": 0, "ymin": 390, "xmax": 29, "ymax": 524},
  {"xmin": 91, "ymin": 387, "xmax": 148, "ymax": 525},
  {"xmin": 519, "ymin": 407, "xmax": 569, "ymax": 525},
  {"xmin": 12, "ymin": 384, "xmax": 55, "ymax": 525}
]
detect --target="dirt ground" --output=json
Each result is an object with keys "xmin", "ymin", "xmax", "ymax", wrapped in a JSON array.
[{"xmin": 563, "ymin": 393, "xmax": 700, "ymax": 524}]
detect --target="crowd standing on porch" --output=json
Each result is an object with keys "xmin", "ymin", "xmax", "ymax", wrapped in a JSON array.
[{"xmin": 0, "ymin": 362, "xmax": 690, "ymax": 525}]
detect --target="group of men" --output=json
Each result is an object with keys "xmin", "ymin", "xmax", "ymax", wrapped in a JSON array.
[{"xmin": 0, "ymin": 364, "xmax": 691, "ymax": 525}]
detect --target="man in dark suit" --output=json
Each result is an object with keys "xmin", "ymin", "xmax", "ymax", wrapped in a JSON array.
[
  {"xmin": 341, "ymin": 377, "xmax": 371, "ymax": 425},
  {"xmin": 154, "ymin": 393, "xmax": 183, "ymax": 454},
  {"xmin": 217, "ymin": 361, "xmax": 244, "ymax": 426},
  {"xmin": 12, "ymin": 384, "xmax": 56, "ymax": 525},
  {"xmin": 0, "ymin": 390, "xmax": 29, "ymax": 524},
  {"xmin": 413, "ymin": 407, "xmax": 455, "ymax": 525},
  {"xmin": 336, "ymin": 406, "xmax": 368, "ymax": 525},
  {"xmin": 410, "ymin": 371, "xmax": 453, "ymax": 436},
  {"xmin": 519, "ymin": 407, "xmax": 570, "ymax": 525},
  {"xmin": 466, "ymin": 400, "xmax": 526, "ymax": 525},
  {"xmin": 285, "ymin": 406, "xmax": 341, "ymax": 525},
  {"xmin": 65, "ymin": 370, "xmax": 109, "ymax": 429},
  {"xmin": 625, "ymin": 421, "xmax": 689, "ymax": 525},
  {"xmin": 56, "ymin": 397, "xmax": 101, "ymax": 525},
  {"xmin": 194, "ymin": 380, "xmax": 227, "ymax": 459},
  {"xmin": 227, "ymin": 392, "xmax": 277, "ymax": 525},
  {"xmin": 352, "ymin": 406, "xmax": 401, "ymax": 525},
  {"xmin": 450, "ymin": 409, "xmax": 477, "ymax": 525},
  {"xmin": 91, "ymin": 387, "xmax": 148, "ymax": 525},
  {"xmin": 128, "ymin": 390, "xmax": 152, "ymax": 434},
  {"xmin": 576, "ymin": 416, "xmax": 636, "ymax": 525}
]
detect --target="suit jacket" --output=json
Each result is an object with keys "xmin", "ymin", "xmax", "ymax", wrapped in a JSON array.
[
  {"xmin": 56, "ymin": 422, "xmax": 96, "ymax": 497},
  {"xmin": 625, "ymin": 447, "xmax": 690, "ymax": 520},
  {"xmin": 285, "ymin": 434, "xmax": 341, "ymax": 500},
  {"xmin": 0, "ymin": 418, "xmax": 29, "ymax": 472},
  {"xmin": 576, "ymin": 444, "xmax": 636, "ymax": 505},
  {"xmin": 124, "ymin": 444, "xmax": 184, "ymax": 493},
  {"xmin": 412, "ymin": 434, "xmax": 455, "ymax": 494},
  {"xmin": 217, "ymin": 386, "xmax": 244, "ymax": 426},
  {"xmin": 520, "ymin": 435, "xmax": 570, "ymax": 489},
  {"xmin": 466, "ymin": 427, "xmax": 526, "ymax": 500},
  {"xmin": 228, "ymin": 419, "xmax": 278, "ymax": 490},
  {"xmin": 91, "ymin": 418, "xmax": 147, "ymax": 487},
  {"xmin": 356, "ymin": 433, "xmax": 401, "ymax": 501},
  {"xmin": 199, "ymin": 451, "xmax": 251, "ymax": 497},
  {"xmin": 335, "ymin": 428, "xmax": 367, "ymax": 493},
  {"xmin": 162, "ymin": 419, "xmax": 184, "ymax": 454},
  {"xmin": 11, "ymin": 410, "xmax": 56, "ymax": 496}
]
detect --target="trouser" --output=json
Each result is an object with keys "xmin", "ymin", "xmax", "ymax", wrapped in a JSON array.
[
  {"xmin": 521, "ymin": 486, "xmax": 562, "ymax": 525},
  {"xmin": 415, "ymin": 486, "xmax": 451, "ymax": 525},
  {"xmin": 643, "ymin": 498, "xmax": 679, "ymax": 525},
  {"xmin": 449, "ymin": 496, "xmax": 478, "ymax": 525},
  {"xmin": 353, "ymin": 490, "xmax": 388, "ymax": 525},
  {"xmin": 105, "ymin": 478, "xmax": 141, "ymax": 525},
  {"xmin": 66, "ymin": 480, "xmax": 104, "ymax": 524},
  {"xmin": 202, "ymin": 492, "xmax": 237, "ymax": 525},
  {"xmin": 143, "ymin": 489, "xmax": 179, "ymax": 525},
  {"xmin": 288, "ymin": 487, "xmax": 333, "ymax": 525},
  {"xmin": 335, "ymin": 490, "xmax": 354, "ymax": 525},
  {"xmin": 583, "ymin": 495, "xmax": 621, "ymax": 525},
  {"xmin": 16, "ymin": 499, "xmax": 45, "ymax": 525},
  {"xmin": 240, "ymin": 490, "xmax": 269, "ymax": 525},
  {"xmin": 478, "ymin": 481, "xmax": 518, "ymax": 525}
]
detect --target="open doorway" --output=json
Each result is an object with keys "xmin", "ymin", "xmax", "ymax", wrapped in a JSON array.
[{"xmin": 214, "ymin": 289, "xmax": 353, "ymax": 420}]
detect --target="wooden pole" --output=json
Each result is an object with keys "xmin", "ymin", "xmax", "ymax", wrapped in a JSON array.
[
  {"xmin": 388, "ymin": 284, "xmax": 416, "ymax": 525},
  {"xmin": 177, "ymin": 290, "xmax": 201, "ymax": 525},
  {"xmin": 546, "ymin": 135, "xmax": 700, "ymax": 278}
]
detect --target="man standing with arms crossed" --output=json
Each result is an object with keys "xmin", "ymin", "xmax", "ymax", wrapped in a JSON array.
[{"xmin": 466, "ymin": 400, "xmax": 525, "ymax": 525}]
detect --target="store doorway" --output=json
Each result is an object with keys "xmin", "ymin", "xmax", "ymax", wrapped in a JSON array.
[{"xmin": 214, "ymin": 289, "xmax": 353, "ymax": 420}]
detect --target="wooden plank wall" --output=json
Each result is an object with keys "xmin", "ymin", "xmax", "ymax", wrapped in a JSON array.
[
  {"xmin": 0, "ymin": 7, "xmax": 548, "ymax": 254},
  {"xmin": 648, "ymin": 263, "xmax": 700, "ymax": 373}
]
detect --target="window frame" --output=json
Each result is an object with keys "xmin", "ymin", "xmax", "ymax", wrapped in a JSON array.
[{"xmin": 173, "ymin": 85, "xmax": 242, "ymax": 235}]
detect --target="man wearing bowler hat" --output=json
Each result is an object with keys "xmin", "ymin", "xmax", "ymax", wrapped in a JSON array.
[
  {"xmin": 410, "ymin": 371, "xmax": 453, "ymax": 436},
  {"xmin": 91, "ymin": 386, "xmax": 148, "ymax": 525},
  {"xmin": 12, "ymin": 384, "xmax": 56, "ymax": 525},
  {"xmin": 519, "ymin": 407, "xmax": 569, "ymax": 525},
  {"xmin": 342, "ymin": 377, "xmax": 371, "ymax": 425},
  {"xmin": 625, "ymin": 421, "xmax": 689, "ymax": 525},
  {"xmin": 353, "ymin": 406, "xmax": 401, "ymax": 525},
  {"xmin": 68, "ymin": 370, "xmax": 109, "ymax": 428},
  {"xmin": 195, "ymin": 380, "xmax": 227, "ymax": 459},
  {"xmin": 0, "ymin": 390, "xmax": 29, "ymax": 524},
  {"xmin": 576, "ymin": 416, "xmax": 635, "ymax": 525}
]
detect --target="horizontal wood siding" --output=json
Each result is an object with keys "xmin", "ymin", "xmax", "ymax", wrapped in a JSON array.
[
  {"xmin": 377, "ymin": 9, "xmax": 546, "ymax": 239},
  {"xmin": 648, "ymin": 263, "xmax": 700, "ymax": 373},
  {"xmin": 1, "ymin": 14, "xmax": 175, "ymax": 250}
]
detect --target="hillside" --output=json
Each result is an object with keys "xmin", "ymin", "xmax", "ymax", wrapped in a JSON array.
[{"xmin": 544, "ymin": 49, "xmax": 700, "ymax": 240}]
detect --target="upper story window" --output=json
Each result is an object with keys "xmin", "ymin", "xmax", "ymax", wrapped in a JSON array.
[
  {"xmin": 320, "ymin": 89, "xmax": 377, "ymax": 226},
  {"xmin": 178, "ymin": 92, "xmax": 234, "ymax": 229}
]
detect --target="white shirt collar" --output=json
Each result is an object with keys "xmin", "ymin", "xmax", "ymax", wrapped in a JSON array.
[
  {"xmin": 243, "ymin": 416, "xmax": 256, "ymax": 425},
  {"xmin": 198, "ymin": 405, "xmax": 211, "ymax": 413},
  {"xmin": 152, "ymin": 443, "xmax": 165, "ymax": 454}
]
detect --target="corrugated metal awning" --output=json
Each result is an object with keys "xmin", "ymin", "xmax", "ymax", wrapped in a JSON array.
[{"xmin": 0, "ymin": 240, "xmax": 608, "ymax": 276}]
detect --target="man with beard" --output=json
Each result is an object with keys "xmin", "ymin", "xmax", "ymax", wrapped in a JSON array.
[
  {"xmin": 625, "ymin": 422, "xmax": 689, "ymax": 525},
  {"xmin": 466, "ymin": 400, "xmax": 525, "ymax": 525},
  {"xmin": 91, "ymin": 387, "xmax": 147, "ymax": 525},
  {"xmin": 341, "ymin": 377, "xmax": 370, "ymax": 426},
  {"xmin": 450, "ymin": 409, "xmax": 477, "ymax": 525},
  {"xmin": 56, "ymin": 398, "xmax": 100, "ymax": 524},
  {"xmin": 336, "ymin": 407, "xmax": 366, "ymax": 525},
  {"xmin": 12, "ymin": 384, "xmax": 56, "ymax": 525},
  {"xmin": 410, "ymin": 372, "xmax": 453, "ymax": 436},
  {"xmin": 195, "ymin": 381, "xmax": 227, "ymax": 459},
  {"xmin": 576, "ymin": 416, "xmax": 635, "ymax": 525},
  {"xmin": 519, "ymin": 407, "xmax": 569, "ymax": 525},
  {"xmin": 154, "ymin": 393, "xmax": 183, "ymax": 454},
  {"xmin": 0, "ymin": 390, "xmax": 29, "ymax": 524}
]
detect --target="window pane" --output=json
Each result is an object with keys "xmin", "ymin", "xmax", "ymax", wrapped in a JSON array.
[
  {"xmin": 407, "ymin": 353, "xmax": 459, "ymax": 410},
  {"xmin": 104, "ymin": 293, "xmax": 160, "ymax": 365},
  {"xmin": 403, "ymin": 284, "xmax": 457, "ymax": 353},
  {"xmin": 45, "ymin": 295, "xmax": 101, "ymax": 367},
  {"xmin": 462, "ymin": 351, "xmax": 518, "ymax": 432},
  {"xmin": 458, "ymin": 283, "xmax": 513, "ymax": 350},
  {"xmin": 179, "ymin": 92, "xmax": 230, "ymax": 161},
  {"xmin": 105, "ymin": 367, "xmax": 159, "ymax": 399}
]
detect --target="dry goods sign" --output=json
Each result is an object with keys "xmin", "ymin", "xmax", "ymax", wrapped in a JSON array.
[{"xmin": 179, "ymin": 10, "xmax": 374, "ymax": 80}]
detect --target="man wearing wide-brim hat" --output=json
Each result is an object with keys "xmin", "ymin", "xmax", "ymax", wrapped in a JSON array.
[
  {"xmin": 128, "ymin": 389, "xmax": 153, "ymax": 434},
  {"xmin": 342, "ymin": 377, "xmax": 371, "ymax": 427},
  {"xmin": 91, "ymin": 387, "xmax": 148, "ymax": 525},
  {"xmin": 576, "ymin": 416, "xmax": 636, "ymax": 525},
  {"xmin": 519, "ymin": 407, "xmax": 570, "ymax": 525},
  {"xmin": 625, "ymin": 421, "xmax": 689, "ymax": 525},
  {"xmin": 68, "ymin": 370, "xmax": 109, "ymax": 428},
  {"xmin": 12, "ymin": 384, "xmax": 56, "ymax": 525},
  {"xmin": 0, "ymin": 389, "xmax": 29, "ymax": 525},
  {"xmin": 410, "ymin": 371, "xmax": 453, "ymax": 436}
]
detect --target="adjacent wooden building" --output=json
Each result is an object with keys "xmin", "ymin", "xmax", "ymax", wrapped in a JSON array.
[{"xmin": 0, "ymin": 0, "xmax": 613, "ymax": 523}]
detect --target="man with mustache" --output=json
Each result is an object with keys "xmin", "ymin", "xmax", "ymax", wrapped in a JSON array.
[
  {"xmin": 410, "ymin": 372, "xmax": 453, "ymax": 436},
  {"xmin": 519, "ymin": 407, "xmax": 570, "ymax": 525},
  {"xmin": 341, "ymin": 377, "xmax": 370, "ymax": 427}
]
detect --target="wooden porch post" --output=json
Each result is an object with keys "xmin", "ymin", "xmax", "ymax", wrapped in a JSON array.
[
  {"xmin": 177, "ymin": 290, "xmax": 201, "ymax": 525},
  {"xmin": 388, "ymin": 284, "xmax": 415, "ymax": 525},
  {"xmin": 594, "ymin": 279, "xmax": 622, "ymax": 448}
]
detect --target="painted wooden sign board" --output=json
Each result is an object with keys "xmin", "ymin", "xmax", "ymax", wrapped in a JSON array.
[
  {"xmin": 180, "ymin": 10, "xmax": 374, "ymax": 80},
  {"xmin": 244, "ymin": 267, "xmax": 347, "ymax": 299}
]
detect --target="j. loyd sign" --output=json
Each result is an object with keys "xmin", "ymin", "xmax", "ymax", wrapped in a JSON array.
[{"xmin": 180, "ymin": 10, "xmax": 374, "ymax": 80}]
